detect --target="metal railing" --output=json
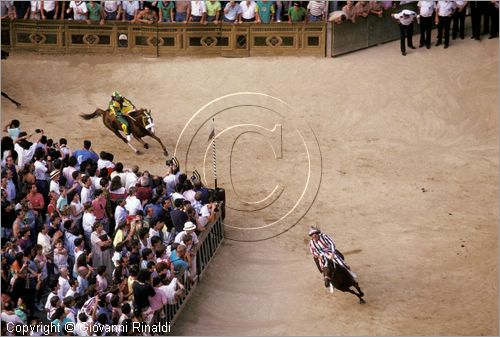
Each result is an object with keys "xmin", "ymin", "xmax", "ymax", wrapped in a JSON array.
[
  {"xmin": 1, "ymin": 20, "xmax": 326, "ymax": 57},
  {"xmin": 160, "ymin": 211, "xmax": 225, "ymax": 327}
]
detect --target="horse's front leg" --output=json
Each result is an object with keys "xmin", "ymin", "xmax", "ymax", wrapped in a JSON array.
[
  {"xmin": 353, "ymin": 281, "xmax": 364, "ymax": 298},
  {"xmin": 1, "ymin": 92, "xmax": 21, "ymax": 108},
  {"xmin": 347, "ymin": 288, "xmax": 366, "ymax": 304},
  {"xmin": 132, "ymin": 134, "xmax": 149, "ymax": 149},
  {"xmin": 148, "ymin": 132, "xmax": 169, "ymax": 156},
  {"xmin": 322, "ymin": 267, "xmax": 334, "ymax": 293}
]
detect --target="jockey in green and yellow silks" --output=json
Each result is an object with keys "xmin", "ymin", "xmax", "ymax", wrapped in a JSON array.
[{"xmin": 109, "ymin": 91, "xmax": 136, "ymax": 141}]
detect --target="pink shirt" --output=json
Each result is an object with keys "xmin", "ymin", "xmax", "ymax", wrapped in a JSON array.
[
  {"xmin": 149, "ymin": 288, "xmax": 167, "ymax": 311},
  {"xmin": 26, "ymin": 192, "xmax": 45, "ymax": 210},
  {"xmin": 92, "ymin": 196, "xmax": 107, "ymax": 220}
]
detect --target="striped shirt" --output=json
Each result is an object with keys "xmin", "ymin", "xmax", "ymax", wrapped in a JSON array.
[
  {"xmin": 307, "ymin": 1, "xmax": 327, "ymax": 16},
  {"xmin": 309, "ymin": 233, "xmax": 336, "ymax": 258}
]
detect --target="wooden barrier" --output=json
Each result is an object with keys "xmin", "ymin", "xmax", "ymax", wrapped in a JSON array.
[{"xmin": 1, "ymin": 20, "xmax": 326, "ymax": 57}]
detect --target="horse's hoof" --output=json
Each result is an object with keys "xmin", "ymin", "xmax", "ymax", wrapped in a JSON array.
[
  {"xmin": 359, "ymin": 299, "xmax": 366, "ymax": 304},
  {"xmin": 15, "ymin": 103, "xmax": 21, "ymax": 108},
  {"xmin": 163, "ymin": 151, "xmax": 169, "ymax": 157},
  {"xmin": 144, "ymin": 143, "xmax": 149, "ymax": 149},
  {"xmin": 135, "ymin": 150, "xmax": 142, "ymax": 155}
]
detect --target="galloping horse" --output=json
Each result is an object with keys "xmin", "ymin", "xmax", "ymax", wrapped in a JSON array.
[
  {"xmin": 80, "ymin": 108, "xmax": 168, "ymax": 156},
  {"xmin": 323, "ymin": 258, "xmax": 365, "ymax": 304}
]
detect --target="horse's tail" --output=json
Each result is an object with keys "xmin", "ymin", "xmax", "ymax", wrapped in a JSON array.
[{"xmin": 80, "ymin": 109, "xmax": 105, "ymax": 120}]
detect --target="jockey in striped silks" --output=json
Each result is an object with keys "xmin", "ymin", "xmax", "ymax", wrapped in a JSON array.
[{"xmin": 308, "ymin": 227, "xmax": 356, "ymax": 279}]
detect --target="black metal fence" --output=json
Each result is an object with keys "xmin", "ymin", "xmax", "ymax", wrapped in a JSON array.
[{"xmin": 160, "ymin": 212, "xmax": 225, "ymax": 327}]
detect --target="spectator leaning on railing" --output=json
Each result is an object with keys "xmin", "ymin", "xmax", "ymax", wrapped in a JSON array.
[
  {"xmin": 4, "ymin": 0, "xmax": 390, "ymax": 26},
  {"xmin": 158, "ymin": 0, "xmax": 175, "ymax": 22},
  {"xmin": 307, "ymin": 0, "xmax": 327, "ymax": 22},
  {"xmin": 288, "ymin": 1, "xmax": 306, "ymax": 23},
  {"xmin": 223, "ymin": 0, "xmax": 242, "ymax": 22},
  {"xmin": 256, "ymin": 0, "xmax": 275, "ymax": 24}
]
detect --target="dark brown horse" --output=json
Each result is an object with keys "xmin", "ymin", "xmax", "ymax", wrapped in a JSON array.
[
  {"xmin": 322, "ymin": 257, "xmax": 365, "ymax": 304},
  {"xmin": 80, "ymin": 108, "xmax": 168, "ymax": 156}
]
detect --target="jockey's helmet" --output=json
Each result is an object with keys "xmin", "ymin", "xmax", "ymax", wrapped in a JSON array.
[
  {"xmin": 112, "ymin": 91, "xmax": 121, "ymax": 99},
  {"xmin": 308, "ymin": 227, "xmax": 321, "ymax": 236}
]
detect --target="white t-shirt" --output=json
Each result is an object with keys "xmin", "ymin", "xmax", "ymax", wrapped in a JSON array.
[
  {"xmin": 103, "ymin": 0, "xmax": 121, "ymax": 13},
  {"xmin": 34, "ymin": 160, "xmax": 48, "ymax": 180},
  {"xmin": 14, "ymin": 142, "xmax": 37, "ymax": 169},
  {"xmin": 82, "ymin": 212, "xmax": 96, "ymax": 234},
  {"xmin": 80, "ymin": 186, "xmax": 93, "ymax": 204},
  {"xmin": 125, "ymin": 195, "xmax": 142, "ymax": 215},
  {"xmin": 37, "ymin": 232, "xmax": 52, "ymax": 255},
  {"xmin": 50, "ymin": 179, "xmax": 60, "ymax": 195},
  {"xmin": 198, "ymin": 204, "xmax": 211, "ymax": 227},
  {"xmin": 58, "ymin": 276, "xmax": 71, "ymax": 299},
  {"xmin": 30, "ymin": 1, "xmax": 41, "ymax": 12},
  {"xmin": 59, "ymin": 145, "xmax": 71, "ymax": 158},
  {"xmin": 122, "ymin": 0, "xmax": 139, "ymax": 16},
  {"xmin": 174, "ymin": 230, "xmax": 199, "ymax": 245},
  {"xmin": 74, "ymin": 249, "xmax": 84, "ymax": 275},
  {"xmin": 97, "ymin": 159, "xmax": 114, "ymax": 171},
  {"xmin": 240, "ymin": 0, "xmax": 257, "ymax": 19},
  {"xmin": 43, "ymin": 0, "xmax": 56, "ymax": 11},
  {"xmin": 91, "ymin": 176, "xmax": 102, "ymax": 190},
  {"xmin": 163, "ymin": 174, "xmax": 177, "ymax": 196},
  {"xmin": 70, "ymin": 1, "xmax": 88, "ymax": 20},
  {"xmin": 158, "ymin": 278, "xmax": 180, "ymax": 304},
  {"xmin": 191, "ymin": 0, "xmax": 207, "ymax": 16},
  {"xmin": 124, "ymin": 172, "xmax": 138, "ymax": 192}
]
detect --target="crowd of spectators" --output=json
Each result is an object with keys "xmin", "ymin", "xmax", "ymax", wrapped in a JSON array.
[
  {"xmin": 0, "ymin": 0, "xmax": 332, "ymax": 25},
  {"xmin": 0, "ymin": 119, "xmax": 221, "ymax": 335},
  {"xmin": 1, "ymin": 1, "xmax": 498, "ymax": 28}
]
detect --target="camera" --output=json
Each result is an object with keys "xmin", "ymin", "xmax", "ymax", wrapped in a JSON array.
[{"xmin": 214, "ymin": 201, "xmax": 222, "ymax": 212}]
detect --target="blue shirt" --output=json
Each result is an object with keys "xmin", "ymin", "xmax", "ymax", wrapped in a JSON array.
[
  {"xmin": 73, "ymin": 149, "xmax": 99, "ymax": 169},
  {"xmin": 144, "ymin": 203, "xmax": 163, "ymax": 223},
  {"xmin": 170, "ymin": 249, "xmax": 189, "ymax": 271}
]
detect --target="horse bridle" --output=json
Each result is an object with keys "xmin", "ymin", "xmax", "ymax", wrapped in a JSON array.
[
  {"xmin": 142, "ymin": 111, "xmax": 155, "ymax": 132},
  {"xmin": 127, "ymin": 110, "xmax": 155, "ymax": 133}
]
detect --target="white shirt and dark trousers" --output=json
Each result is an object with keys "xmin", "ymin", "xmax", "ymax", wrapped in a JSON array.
[
  {"xmin": 436, "ymin": 1, "xmax": 455, "ymax": 48},
  {"xmin": 469, "ymin": 1, "xmax": 481, "ymax": 40},
  {"xmin": 417, "ymin": 1, "xmax": 434, "ymax": 49},
  {"xmin": 392, "ymin": 10, "xmax": 417, "ymax": 56},
  {"xmin": 452, "ymin": 0, "xmax": 467, "ymax": 40}
]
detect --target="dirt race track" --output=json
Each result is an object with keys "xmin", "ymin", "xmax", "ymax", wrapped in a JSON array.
[{"xmin": 1, "ymin": 35, "xmax": 498, "ymax": 335}]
